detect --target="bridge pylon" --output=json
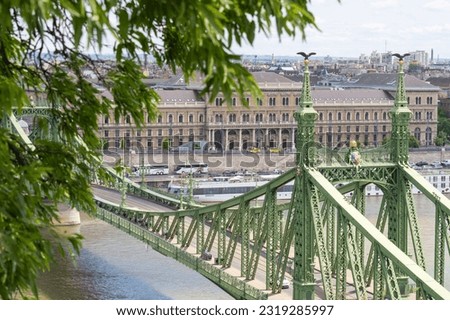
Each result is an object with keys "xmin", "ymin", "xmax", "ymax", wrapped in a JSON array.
[{"xmin": 292, "ymin": 52, "xmax": 321, "ymax": 299}]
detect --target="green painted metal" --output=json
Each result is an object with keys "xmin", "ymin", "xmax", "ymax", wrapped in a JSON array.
[
  {"xmin": 88, "ymin": 54, "xmax": 450, "ymax": 300},
  {"xmin": 94, "ymin": 204, "xmax": 268, "ymax": 300},
  {"xmin": 7, "ymin": 55, "xmax": 450, "ymax": 300},
  {"xmin": 293, "ymin": 53, "xmax": 318, "ymax": 300},
  {"xmin": 306, "ymin": 168, "xmax": 450, "ymax": 299},
  {"xmin": 310, "ymin": 185, "xmax": 334, "ymax": 299}
]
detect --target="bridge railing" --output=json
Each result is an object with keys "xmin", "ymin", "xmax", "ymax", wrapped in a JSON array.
[
  {"xmin": 315, "ymin": 142, "xmax": 392, "ymax": 167},
  {"xmin": 94, "ymin": 200, "xmax": 268, "ymax": 300},
  {"xmin": 95, "ymin": 166, "xmax": 203, "ymax": 209}
]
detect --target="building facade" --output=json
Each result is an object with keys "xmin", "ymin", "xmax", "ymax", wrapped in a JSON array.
[{"xmin": 98, "ymin": 71, "xmax": 440, "ymax": 152}]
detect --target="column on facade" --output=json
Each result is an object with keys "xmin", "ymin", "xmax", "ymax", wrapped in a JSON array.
[
  {"xmin": 224, "ymin": 128, "xmax": 229, "ymax": 150},
  {"xmin": 278, "ymin": 128, "xmax": 282, "ymax": 149},
  {"xmin": 239, "ymin": 129, "xmax": 242, "ymax": 151},
  {"xmin": 291, "ymin": 129, "xmax": 296, "ymax": 151}
]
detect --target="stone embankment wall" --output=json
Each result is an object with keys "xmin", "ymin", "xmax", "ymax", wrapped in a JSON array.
[{"xmin": 103, "ymin": 148, "xmax": 450, "ymax": 174}]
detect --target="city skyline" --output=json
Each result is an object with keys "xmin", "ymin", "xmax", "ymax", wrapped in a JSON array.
[{"xmin": 234, "ymin": 0, "xmax": 450, "ymax": 60}]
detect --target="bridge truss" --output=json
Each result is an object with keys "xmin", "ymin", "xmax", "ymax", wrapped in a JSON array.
[{"xmin": 4, "ymin": 55, "xmax": 450, "ymax": 300}]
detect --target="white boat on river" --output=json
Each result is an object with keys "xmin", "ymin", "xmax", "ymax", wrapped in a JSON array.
[{"xmin": 167, "ymin": 171, "xmax": 450, "ymax": 203}]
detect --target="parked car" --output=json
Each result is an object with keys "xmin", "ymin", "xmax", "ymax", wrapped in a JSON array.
[
  {"xmin": 415, "ymin": 161, "xmax": 429, "ymax": 167},
  {"xmin": 222, "ymin": 169, "xmax": 237, "ymax": 176},
  {"xmin": 282, "ymin": 278, "xmax": 290, "ymax": 289}
]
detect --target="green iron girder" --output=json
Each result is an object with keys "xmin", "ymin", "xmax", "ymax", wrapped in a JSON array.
[
  {"xmin": 310, "ymin": 185, "xmax": 334, "ymax": 299},
  {"xmin": 364, "ymin": 196, "xmax": 389, "ymax": 286},
  {"xmin": 241, "ymin": 199, "xmax": 251, "ymax": 277},
  {"xmin": 306, "ymin": 168, "xmax": 450, "ymax": 300},
  {"xmin": 335, "ymin": 208, "xmax": 348, "ymax": 300}
]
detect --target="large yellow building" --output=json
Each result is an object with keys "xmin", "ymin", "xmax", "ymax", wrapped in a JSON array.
[{"xmin": 98, "ymin": 71, "xmax": 440, "ymax": 152}]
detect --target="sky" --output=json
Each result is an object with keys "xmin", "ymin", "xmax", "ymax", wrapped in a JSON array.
[{"xmin": 234, "ymin": 0, "xmax": 450, "ymax": 59}]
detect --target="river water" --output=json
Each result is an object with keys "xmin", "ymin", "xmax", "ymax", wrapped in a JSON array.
[
  {"xmin": 37, "ymin": 212, "xmax": 232, "ymax": 300},
  {"xmin": 37, "ymin": 195, "xmax": 449, "ymax": 299}
]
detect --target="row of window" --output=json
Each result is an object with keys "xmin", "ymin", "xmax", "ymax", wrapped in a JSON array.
[
  {"xmin": 104, "ymin": 109, "xmax": 434, "ymax": 125},
  {"xmin": 104, "ymin": 114, "xmax": 205, "ymax": 125},
  {"xmin": 214, "ymin": 96, "xmax": 435, "ymax": 107},
  {"xmin": 213, "ymin": 112, "xmax": 292, "ymax": 123},
  {"xmin": 104, "ymin": 128, "xmax": 203, "ymax": 138},
  {"xmin": 215, "ymin": 96, "xmax": 296, "ymax": 107},
  {"xmin": 319, "ymin": 110, "xmax": 433, "ymax": 122}
]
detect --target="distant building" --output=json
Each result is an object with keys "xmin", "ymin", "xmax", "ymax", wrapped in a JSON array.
[{"xmin": 98, "ymin": 71, "xmax": 440, "ymax": 152}]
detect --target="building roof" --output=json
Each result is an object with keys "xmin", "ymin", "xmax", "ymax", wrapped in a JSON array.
[
  {"xmin": 426, "ymin": 77, "xmax": 450, "ymax": 89},
  {"xmin": 251, "ymin": 71, "xmax": 301, "ymax": 89},
  {"xmin": 311, "ymin": 88, "xmax": 392, "ymax": 104},
  {"xmin": 156, "ymin": 89, "xmax": 203, "ymax": 103},
  {"xmin": 341, "ymin": 73, "xmax": 440, "ymax": 91}
]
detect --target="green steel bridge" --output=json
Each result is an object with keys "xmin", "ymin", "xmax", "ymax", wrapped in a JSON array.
[{"xmin": 3, "ymin": 54, "xmax": 450, "ymax": 300}]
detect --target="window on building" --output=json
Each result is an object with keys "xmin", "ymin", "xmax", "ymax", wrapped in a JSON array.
[
  {"xmin": 328, "ymin": 112, "xmax": 333, "ymax": 121},
  {"xmin": 256, "ymin": 113, "xmax": 263, "ymax": 122},
  {"xmin": 346, "ymin": 126, "xmax": 351, "ymax": 133},
  {"xmin": 257, "ymin": 98, "xmax": 263, "ymax": 106},
  {"xmin": 338, "ymin": 112, "xmax": 342, "ymax": 121},
  {"xmin": 356, "ymin": 112, "xmax": 360, "ymax": 121},
  {"xmin": 319, "ymin": 112, "xmax": 323, "ymax": 121},
  {"xmin": 104, "ymin": 116, "xmax": 109, "ymax": 124},
  {"xmin": 295, "ymin": 97, "xmax": 300, "ymax": 106},
  {"xmin": 426, "ymin": 127, "xmax": 432, "ymax": 145},
  {"xmin": 232, "ymin": 97, "xmax": 237, "ymax": 106},
  {"xmin": 229, "ymin": 114, "xmax": 236, "ymax": 122},
  {"xmin": 215, "ymin": 114, "xmax": 223, "ymax": 123},
  {"xmin": 189, "ymin": 114, "xmax": 194, "ymax": 123},
  {"xmin": 269, "ymin": 97, "xmax": 276, "ymax": 106},
  {"xmin": 365, "ymin": 112, "xmax": 369, "ymax": 121},
  {"xmin": 178, "ymin": 114, "xmax": 184, "ymax": 123},
  {"xmin": 168, "ymin": 114, "xmax": 173, "ymax": 123},
  {"xmin": 125, "ymin": 115, "xmax": 131, "ymax": 124},
  {"xmin": 157, "ymin": 115, "xmax": 162, "ymax": 123},
  {"xmin": 282, "ymin": 97, "xmax": 289, "ymax": 106},
  {"xmin": 383, "ymin": 112, "xmax": 387, "ymax": 120},
  {"xmin": 104, "ymin": 130, "xmax": 109, "ymax": 137},
  {"xmin": 215, "ymin": 97, "xmax": 223, "ymax": 106},
  {"xmin": 199, "ymin": 114, "xmax": 204, "ymax": 122},
  {"xmin": 269, "ymin": 113, "xmax": 277, "ymax": 122},
  {"xmin": 347, "ymin": 112, "xmax": 351, "ymax": 121}
]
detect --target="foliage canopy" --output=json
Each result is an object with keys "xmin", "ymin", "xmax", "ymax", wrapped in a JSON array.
[{"xmin": 0, "ymin": 0, "xmax": 320, "ymax": 298}]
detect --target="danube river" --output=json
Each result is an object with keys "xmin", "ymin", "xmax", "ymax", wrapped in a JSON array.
[
  {"xmin": 37, "ymin": 194, "xmax": 449, "ymax": 299},
  {"xmin": 37, "ymin": 212, "xmax": 232, "ymax": 300}
]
